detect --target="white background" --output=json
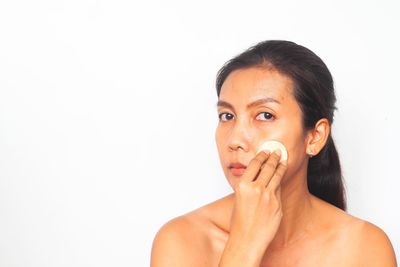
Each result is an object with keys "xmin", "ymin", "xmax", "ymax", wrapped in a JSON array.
[{"xmin": 0, "ymin": 0, "xmax": 399, "ymax": 266}]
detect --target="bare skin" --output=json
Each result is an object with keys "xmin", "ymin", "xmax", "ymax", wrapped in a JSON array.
[{"xmin": 151, "ymin": 67, "xmax": 397, "ymax": 267}]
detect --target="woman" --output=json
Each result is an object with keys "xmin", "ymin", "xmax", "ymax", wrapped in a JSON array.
[{"xmin": 150, "ymin": 40, "xmax": 397, "ymax": 266}]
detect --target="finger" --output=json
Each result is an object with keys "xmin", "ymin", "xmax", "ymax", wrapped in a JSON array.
[
  {"xmin": 242, "ymin": 150, "xmax": 270, "ymax": 183},
  {"xmin": 267, "ymin": 160, "xmax": 288, "ymax": 191},
  {"xmin": 255, "ymin": 150, "xmax": 282, "ymax": 187}
]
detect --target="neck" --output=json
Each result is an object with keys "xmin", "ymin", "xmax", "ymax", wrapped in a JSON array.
[
  {"xmin": 216, "ymin": 168, "xmax": 315, "ymax": 248},
  {"xmin": 267, "ymin": 171, "xmax": 314, "ymax": 249}
]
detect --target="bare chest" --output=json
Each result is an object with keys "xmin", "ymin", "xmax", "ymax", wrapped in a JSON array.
[
  {"xmin": 259, "ymin": 236, "xmax": 357, "ymax": 267},
  {"xmin": 206, "ymin": 229, "xmax": 357, "ymax": 267},
  {"xmin": 260, "ymin": 251, "xmax": 347, "ymax": 267}
]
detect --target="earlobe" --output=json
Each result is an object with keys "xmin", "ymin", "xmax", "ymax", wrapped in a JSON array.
[{"xmin": 306, "ymin": 118, "xmax": 330, "ymax": 157}]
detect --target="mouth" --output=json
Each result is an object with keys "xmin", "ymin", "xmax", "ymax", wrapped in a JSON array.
[{"xmin": 228, "ymin": 163, "xmax": 247, "ymax": 176}]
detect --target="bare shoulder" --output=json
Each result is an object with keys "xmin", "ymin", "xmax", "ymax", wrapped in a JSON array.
[
  {"xmin": 150, "ymin": 214, "xmax": 205, "ymax": 267},
  {"xmin": 312, "ymin": 196, "xmax": 397, "ymax": 266},
  {"xmin": 150, "ymin": 195, "xmax": 232, "ymax": 267},
  {"xmin": 338, "ymin": 217, "xmax": 397, "ymax": 266},
  {"xmin": 354, "ymin": 221, "xmax": 397, "ymax": 266}
]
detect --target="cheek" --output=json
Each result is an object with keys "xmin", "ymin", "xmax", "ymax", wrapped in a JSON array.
[
  {"xmin": 215, "ymin": 127, "xmax": 224, "ymax": 152},
  {"xmin": 215, "ymin": 126, "xmax": 236, "ymax": 188},
  {"xmin": 280, "ymin": 130, "xmax": 309, "ymax": 182},
  {"xmin": 283, "ymin": 131, "xmax": 307, "ymax": 166},
  {"xmin": 255, "ymin": 120, "xmax": 306, "ymax": 164},
  {"xmin": 215, "ymin": 126, "xmax": 228, "ymax": 165}
]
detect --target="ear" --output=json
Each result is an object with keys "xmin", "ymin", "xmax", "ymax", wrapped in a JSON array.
[{"xmin": 306, "ymin": 118, "xmax": 330, "ymax": 158}]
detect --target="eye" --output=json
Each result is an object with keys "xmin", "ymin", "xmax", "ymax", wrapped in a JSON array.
[
  {"xmin": 218, "ymin": 112, "xmax": 234, "ymax": 122},
  {"xmin": 256, "ymin": 112, "xmax": 274, "ymax": 121}
]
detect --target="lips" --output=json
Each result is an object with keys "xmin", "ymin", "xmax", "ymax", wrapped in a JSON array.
[
  {"xmin": 229, "ymin": 163, "xmax": 246, "ymax": 169},
  {"xmin": 229, "ymin": 162, "xmax": 247, "ymax": 176}
]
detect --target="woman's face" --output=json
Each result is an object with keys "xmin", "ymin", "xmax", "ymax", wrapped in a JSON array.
[{"xmin": 215, "ymin": 67, "xmax": 310, "ymax": 189}]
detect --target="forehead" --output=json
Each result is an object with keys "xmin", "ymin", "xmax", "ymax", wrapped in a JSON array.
[{"xmin": 219, "ymin": 67, "xmax": 294, "ymax": 104}]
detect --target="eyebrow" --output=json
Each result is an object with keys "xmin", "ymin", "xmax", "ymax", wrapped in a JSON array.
[{"xmin": 216, "ymin": 97, "xmax": 281, "ymax": 110}]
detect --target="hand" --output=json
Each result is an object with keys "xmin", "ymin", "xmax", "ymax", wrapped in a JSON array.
[{"xmin": 219, "ymin": 150, "xmax": 287, "ymax": 267}]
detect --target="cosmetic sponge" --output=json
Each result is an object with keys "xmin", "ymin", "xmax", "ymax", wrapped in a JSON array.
[{"xmin": 257, "ymin": 140, "xmax": 288, "ymax": 162}]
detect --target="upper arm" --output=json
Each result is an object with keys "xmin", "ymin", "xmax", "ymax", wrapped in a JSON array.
[
  {"xmin": 358, "ymin": 222, "xmax": 397, "ymax": 267},
  {"xmin": 150, "ymin": 217, "xmax": 200, "ymax": 267}
]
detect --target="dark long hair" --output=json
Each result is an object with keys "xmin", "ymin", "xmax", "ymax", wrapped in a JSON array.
[{"xmin": 216, "ymin": 40, "xmax": 346, "ymax": 210}]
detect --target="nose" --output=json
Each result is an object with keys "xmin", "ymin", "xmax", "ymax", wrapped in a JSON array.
[{"xmin": 227, "ymin": 119, "xmax": 251, "ymax": 152}]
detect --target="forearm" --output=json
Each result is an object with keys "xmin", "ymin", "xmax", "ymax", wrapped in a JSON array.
[{"xmin": 218, "ymin": 238, "xmax": 266, "ymax": 267}]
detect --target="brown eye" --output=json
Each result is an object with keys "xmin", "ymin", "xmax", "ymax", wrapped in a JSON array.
[
  {"xmin": 218, "ymin": 113, "xmax": 234, "ymax": 122},
  {"xmin": 256, "ymin": 112, "xmax": 274, "ymax": 121}
]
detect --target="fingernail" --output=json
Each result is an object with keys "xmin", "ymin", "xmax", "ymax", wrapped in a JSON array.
[
  {"xmin": 262, "ymin": 149, "xmax": 271, "ymax": 155},
  {"xmin": 281, "ymin": 160, "xmax": 288, "ymax": 166},
  {"xmin": 274, "ymin": 149, "xmax": 281, "ymax": 156}
]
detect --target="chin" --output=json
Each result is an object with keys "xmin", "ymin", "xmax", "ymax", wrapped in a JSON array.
[{"xmin": 225, "ymin": 176, "xmax": 238, "ymax": 190}]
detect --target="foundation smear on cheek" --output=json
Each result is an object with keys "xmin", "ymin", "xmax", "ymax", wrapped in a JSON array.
[{"xmin": 257, "ymin": 140, "xmax": 288, "ymax": 162}]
